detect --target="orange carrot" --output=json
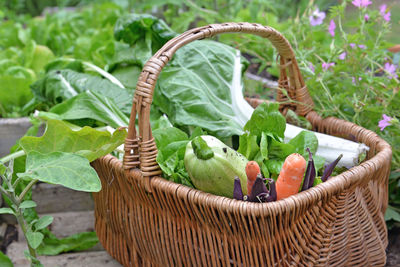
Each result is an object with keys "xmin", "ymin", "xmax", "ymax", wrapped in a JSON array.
[
  {"xmin": 275, "ymin": 153, "xmax": 307, "ymax": 200},
  {"xmin": 245, "ymin": 161, "xmax": 261, "ymax": 196}
]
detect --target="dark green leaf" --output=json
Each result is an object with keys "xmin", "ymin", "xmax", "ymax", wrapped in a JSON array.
[
  {"xmin": 114, "ymin": 13, "xmax": 176, "ymax": 47},
  {"xmin": 0, "ymin": 251, "xmax": 13, "ymax": 267}
]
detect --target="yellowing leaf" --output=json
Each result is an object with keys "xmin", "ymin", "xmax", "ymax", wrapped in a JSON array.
[{"xmin": 20, "ymin": 119, "xmax": 127, "ymax": 162}]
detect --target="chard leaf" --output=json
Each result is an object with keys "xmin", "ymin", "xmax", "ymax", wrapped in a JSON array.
[
  {"xmin": 260, "ymin": 132, "xmax": 269, "ymax": 160},
  {"xmin": 30, "ymin": 69, "xmax": 133, "ymax": 114},
  {"xmin": 244, "ymin": 102, "xmax": 286, "ymax": 139},
  {"xmin": 265, "ymin": 160, "xmax": 284, "ymax": 176},
  {"xmin": 268, "ymin": 138, "xmax": 296, "ymax": 159},
  {"xmin": 152, "ymin": 118, "xmax": 193, "ymax": 187},
  {"xmin": 17, "ymin": 151, "xmax": 101, "ymax": 192},
  {"xmin": 48, "ymin": 91, "xmax": 129, "ymax": 128},
  {"xmin": 288, "ymin": 130, "xmax": 319, "ymax": 157},
  {"xmin": 154, "ymin": 40, "xmax": 245, "ymax": 139},
  {"xmin": 20, "ymin": 119, "xmax": 127, "ymax": 162},
  {"xmin": 237, "ymin": 133, "xmax": 259, "ymax": 160}
]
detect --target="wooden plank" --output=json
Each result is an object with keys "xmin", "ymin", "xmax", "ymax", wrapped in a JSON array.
[
  {"xmin": 32, "ymin": 183, "xmax": 94, "ymax": 214},
  {"xmin": 7, "ymin": 242, "xmax": 122, "ymax": 267}
]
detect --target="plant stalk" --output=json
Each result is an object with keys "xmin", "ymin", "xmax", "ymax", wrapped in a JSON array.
[
  {"xmin": 19, "ymin": 179, "xmax": 38, "ymax": 203},
  {"xmin": 0, "ymin": 150, "xmax": 26, "ymax": 163}
]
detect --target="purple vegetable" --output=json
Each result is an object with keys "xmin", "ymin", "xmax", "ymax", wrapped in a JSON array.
[
  {"xmin": 233, "ymin": 176, "xmax": 244, "ymax": 200},
  {"xmin": 248, "ymin": 174, "xmax": 269, "ymax": 202},
  {"xmin": 321, "ymin": 154, "xmax": 343, "ymax": 182},
  {"xmin": 266, "ymin": 179, "xmax": 277, "ymax": 202},
  {"xmin": 301, "ymin": 148, "xmax": 316, "ymax": 191}
]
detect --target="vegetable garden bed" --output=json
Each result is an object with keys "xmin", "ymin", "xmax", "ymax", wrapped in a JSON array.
[{"xmin": 0, "ymin": 0, "xmax": 399, "ymax": 266}]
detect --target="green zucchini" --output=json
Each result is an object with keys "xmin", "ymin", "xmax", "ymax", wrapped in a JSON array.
[{"xmin": 184, "ymin": 135, "xmax": 248, "ymax": 198}]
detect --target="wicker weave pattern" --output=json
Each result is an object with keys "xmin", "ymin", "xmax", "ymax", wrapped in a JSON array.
[{"xmin": 93, "ymin": 23, "xmax": 392, "ymax": 266}]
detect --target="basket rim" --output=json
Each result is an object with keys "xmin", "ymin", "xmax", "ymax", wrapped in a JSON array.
[{"xmin": 105, "ymin": 116, "xmax": 392, "ymax": 218}]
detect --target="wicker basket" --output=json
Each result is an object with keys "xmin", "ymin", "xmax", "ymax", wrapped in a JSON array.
[{"xmin": 92, "ymin": 23, "xmax": 392, "ymax": 266}]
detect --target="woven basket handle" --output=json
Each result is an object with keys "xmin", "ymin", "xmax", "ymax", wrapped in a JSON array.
[{"xmin": 123, "ymin": 22, "xmax": 314, "ymax": 181}]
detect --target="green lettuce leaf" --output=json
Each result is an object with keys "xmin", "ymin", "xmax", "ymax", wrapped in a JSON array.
[
  {"xmin": 152, "ymin": 116, "xmax": 193, "ymax": 187},
  {"xmin": 243, "ymin": 102, "xmax": 286, "ymax": 139}
]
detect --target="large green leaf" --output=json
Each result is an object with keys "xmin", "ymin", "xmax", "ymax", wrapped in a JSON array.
[
  {"xmin": 0, "ymin": 251, "xmax": 13, "ymax": 267},
  {"xmin": 17, "ymin": 151, "xmax": 101, "ymax": 192},
  {"xmin": 31, "ymin": 69, "xmax": 133, "ymax": 114},
  {"xmin": 20, "ymin": 119, "xmax": 127, "ymax": 162},
  {"xmin": 154, "ymin": 40, "xmax": 246, "ymax": 139},
  {"xmin": 47, "ymin": 91, "xmax": 129, "ymax": 128},
  {"xmin": 38, "ymin": 232, "xmax": 99, "ymax": 256}
]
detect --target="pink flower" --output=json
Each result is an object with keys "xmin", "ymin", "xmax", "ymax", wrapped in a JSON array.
[
  {"xmin": 380, "ymin": 5, "xmax": 391, "ymax": 22},
  {"xmin": 352, "ymin": 77, "xmax": 362, "ymax": 84},
  {"xmin": 384, "ymin": 62, "xmax": 398, "ymax": 79},
  {"xmin": 328, "ymin": 20, "xmax": 336, "ymax": 37},
  {"xmin": 352, "ymin": 0, "xmax": 372, "ymax": 8},
  {"xmin": 322, "ymin": 62, "xmax": 335, "ymax": 71},
  {"xmin": 309, "ymin": 63, "xmax": 315, "ymax": 73},
  {"xmin": 338, "ymin": 52, "xmax": 347, "ymax": 60},
  {"xmin": 378, "ymin": 114, "xmax": 393, "ymax": 131},
  {"xmin": 358, "ymin": 44, "xmax": 366, "ymax": 49},
  {"xmin": 309, "ymin": 8, "xmax": 326, "ymax": 26},
  {"xmin": 350, "ymin": 43, "xmax": 356, "ymax": 48},
  {"xmin": 364, "ymin": 14, "xmax": 370, "ymax": 21}
]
